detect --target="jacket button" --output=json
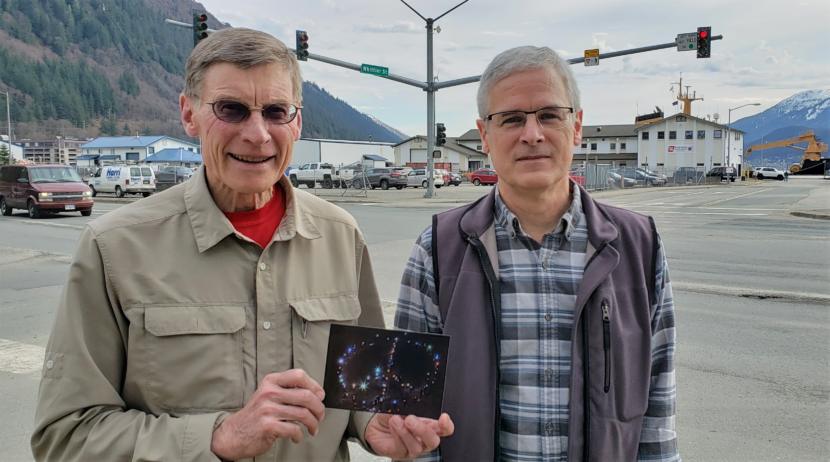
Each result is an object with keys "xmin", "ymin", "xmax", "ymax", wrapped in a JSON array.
[
  {"xmin": 259, "ymin": 262, "xmax": 268, "ymax": 271},
  {"xmin": 544, "ymin": 313, "xmax": 552, "ymax": 322},
  {"xmin": 262, "ymin": 321, "xmax": 272, "ymax": 330}
]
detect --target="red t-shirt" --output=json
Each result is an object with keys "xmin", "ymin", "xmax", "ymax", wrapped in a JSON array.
[{"xmin": 223, "ymin": 186, "xmax": 286, "ymax": 249}]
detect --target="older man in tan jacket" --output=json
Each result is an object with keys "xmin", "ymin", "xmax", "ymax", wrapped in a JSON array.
[{"xmin": 31, "ymin": 28, "xmax": 452, "ymax": 462}]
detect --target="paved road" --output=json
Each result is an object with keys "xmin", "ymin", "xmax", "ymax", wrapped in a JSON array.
[{"xmin": 1, "ymin": 179, "xmax": 827, "ymax": 461}]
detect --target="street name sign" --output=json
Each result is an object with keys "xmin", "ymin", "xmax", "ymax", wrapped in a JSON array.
[
  {"xmin": 676, "ymin": 33, "xmax": 698, "ymax": 51},
  {"xmin": 584, "ymin": 49, "xmax": 600, "ymax": 66},
  {"xmin": 360, "ymin": 64, "xmax": 389, "ymax": 77}
]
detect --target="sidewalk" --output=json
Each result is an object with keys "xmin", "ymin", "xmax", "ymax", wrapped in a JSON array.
[{"xmin": 789, "ymin": 176, "xmax": 830, "ymax": 220}]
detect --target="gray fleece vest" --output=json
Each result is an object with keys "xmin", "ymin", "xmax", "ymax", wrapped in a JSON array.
[{"xmin": 431, "ymin": 185, "xmax": 658, "ymax": 461}]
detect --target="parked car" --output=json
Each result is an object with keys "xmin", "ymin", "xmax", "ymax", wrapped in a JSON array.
[
  {"xmin": 291, "ymin": 162, "xmax": 339, "ymax": 188},
  {"xmin": 0, "ymin": 164, "xmax": 94, "ymax": 218},
  {"xmin": 613, "ymin": 167, "xmax": 666, "ymax": 187},
  {"xmin": 607, "ymin": 169, "xmax": 638, "ymax": 188},
  {"xmin": 155, "ymin": 166, "xmax": 194, "ymax": 185},
  {"xmin": 754, "ymin": 166, "xmax": 786, "ymax": 180},
  {"xmin": 673, "ymin": 167, "xmax": 704, "ymax": 184},
  {"xmin": 365, "ymin": 167, "xmax": 408, "ymax": 190},
  {"xmin": 469, "ymin": 168, "xmax": 498, "ymax": 186},
  {"xmin": 406, "ymin": 168, "xmax": 444, "ymax": 188},
  {"xmin": 447, "ymin": 171, "xmax": 463, "ymax": 186},
  {"xmin": 705, "ymin": 166, "xmax": 736, "ymax": 182},
  {"xmin": 89, "ymin": 165, "xmax": 156, "ymax": 197}
]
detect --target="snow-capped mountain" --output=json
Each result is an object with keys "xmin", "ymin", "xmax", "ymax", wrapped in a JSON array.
[
  {"xmin": 733, "ymin": 89, "xmax": 830, "ymax": 146},
  {"xmin": 731, "ymin": 89, "xmax": 830, "ymax": 165}
]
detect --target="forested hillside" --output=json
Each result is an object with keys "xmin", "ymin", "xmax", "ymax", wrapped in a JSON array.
[{"xmin": 0, "ymin": 0, "xmax": 405, "ymax": 142}]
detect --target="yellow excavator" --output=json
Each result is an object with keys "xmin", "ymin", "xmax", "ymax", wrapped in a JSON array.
[{"xmin": 745, "ymin": 131, "xmax": 829, "ymax": 174}]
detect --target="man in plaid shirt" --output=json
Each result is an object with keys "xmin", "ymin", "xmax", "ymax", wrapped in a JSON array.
[{"xmin": 396, "ymin": 46, "xmax": 679, "ymax": 461}]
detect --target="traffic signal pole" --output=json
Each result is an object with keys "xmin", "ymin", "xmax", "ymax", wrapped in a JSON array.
[{"xmin": 167, "ymin": 8, "xmax": 722, "ymax": 200}]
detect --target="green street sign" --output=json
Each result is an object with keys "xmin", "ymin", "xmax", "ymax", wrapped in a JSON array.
[{"xmin": 360, "ymin": 64, "xmax": 389, "ymax": 77}]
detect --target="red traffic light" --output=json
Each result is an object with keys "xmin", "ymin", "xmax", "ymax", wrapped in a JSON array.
[
  {"xmin": 698, "ymin": 30, "xmax": 708, "ymax": 39},
  {"xmin": 197, "ymin": 13, "xmax": 208, "ymax": 22}
]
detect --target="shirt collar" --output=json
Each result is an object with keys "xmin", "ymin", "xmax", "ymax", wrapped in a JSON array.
[
  {"xmin": 494, "ymin": 180, "xmax": 583, "ymax": 242},
  {"xmin": 185, "ymin": 168, "xmax": 320, "ymax": 253}
]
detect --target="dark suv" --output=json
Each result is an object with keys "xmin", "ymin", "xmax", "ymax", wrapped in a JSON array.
[
  {"xmin": 0, "ymin": 164, "xmax": 94, "ymax": 218},
  {"xmin": 706, "ymin": 166, "xmax": 736, "ymax": 182},
  {"xmin": 365, "ymin": 167, "xmax": 408, "ymax": 190}
]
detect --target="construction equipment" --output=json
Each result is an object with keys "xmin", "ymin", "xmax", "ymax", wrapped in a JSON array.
[{"xmin": 746, "ymin": 131, "xmax": 829, "ymax": 174}]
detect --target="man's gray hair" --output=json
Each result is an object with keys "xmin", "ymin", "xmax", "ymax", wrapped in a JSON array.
[
  {"xmin": 476, "ymin": 46, "xmax": 580, "ymax": 118},
  {"xmin": 184, "ymin": 28, "xmax": 303, "ymax": 105}
]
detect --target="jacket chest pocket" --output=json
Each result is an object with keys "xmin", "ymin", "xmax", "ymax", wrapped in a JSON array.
[
  {"xmin": 135, "ymin": 305, "xmax": 247, "ymax": 412},
  {"xmin": 290, "ymin": 295, "xmax": 362, "ymax": 385}
]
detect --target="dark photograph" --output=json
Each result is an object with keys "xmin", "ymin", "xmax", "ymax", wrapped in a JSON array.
[{"xmin": 323, "ymin": 325, "xmax": 450, "ymax": 419}]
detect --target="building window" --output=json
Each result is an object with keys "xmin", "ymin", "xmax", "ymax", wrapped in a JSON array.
[
  {"xmin": 669, "ymin": 131, "xmax": 677, "ymax": 140},
  {"xmin": 657, "ymin": 131, "xmax": 665, "ymax": 140},
  {"xmin": 148, "ymin": 147, "xmax": 155, "ymax": 154},
  {"xmin": 657, "ymin": 163, "xmax": 664, "ymax": 166},
  {"xmin": 734, "ymin": 132, "xmax": 741, "ymax": 140},
  {"xmin": 590, "ymin": 143, "xmax": 597, "ymax": 151},
  {"xmin": 621, "ymin": 142, "xmax": 626, "ymax": 150},
  {"xmin": 685, "ymin": 130, "xmax": 693, "ymax": 140},
  {"xmin": 581, "ymin": 143, "xmax": 587, "ymax": 148},
  {"xmin": 641, "ymin": 132, "xmax": 649, "ymax": 140},
  {"xmin": 714, "ymin": 130, "xmax": 723, "ymax": 139},
  {"xmin": 610, "ymin": 142, "xmax": 616, "ymax": 150},
  {"xmin": 675, "ymin": 115, "xmax": 687, "ymax": 122},
  {"xmin": 476, "ymin": 145, "xmax": 482, "ymax": 151},
  {"xmin": 697, "ymin": 130, "xmax": 706, "ymax": 139}
]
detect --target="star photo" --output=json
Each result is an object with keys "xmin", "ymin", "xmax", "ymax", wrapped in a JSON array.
[{"xmin": 323, "ymin": 324, "xmax": 450, "ymax": 419}]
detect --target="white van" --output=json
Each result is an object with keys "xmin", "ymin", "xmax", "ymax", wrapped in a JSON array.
[{"xmin": 89, "ymin": 165, "xmax": 156, "ymax": 197}]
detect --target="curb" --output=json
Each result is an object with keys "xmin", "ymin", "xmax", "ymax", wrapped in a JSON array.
[{"xmin": 790, "ymin": 211, "xmax": 830, "ymax": 221}]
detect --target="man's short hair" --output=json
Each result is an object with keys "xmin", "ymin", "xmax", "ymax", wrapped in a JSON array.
[
  {"xmin": 184, "ymin": 27, "xmax": 303, "ymax": 105},
  {"xmin": 476, "ymin": 46, "xmax": 580, "ymax": 118}
]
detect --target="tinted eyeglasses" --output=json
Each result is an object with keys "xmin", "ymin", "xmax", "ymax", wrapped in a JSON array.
[
  {"xmin": 207, "ymin": 100, "xmax": 301, "ymax": 125},
  {"xmin": 486, "ymin": 106, "xmax": 574, "ymax": 130}
]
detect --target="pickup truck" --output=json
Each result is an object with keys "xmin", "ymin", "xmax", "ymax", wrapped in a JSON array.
[{"xmin": 289, "ymin": 162, "xmax": 340, "ymax": 189}]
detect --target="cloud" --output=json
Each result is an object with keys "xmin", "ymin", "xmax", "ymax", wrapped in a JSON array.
[{"xmin": 355, "ymin": 21, "xmax": 421, "ymax": 34}]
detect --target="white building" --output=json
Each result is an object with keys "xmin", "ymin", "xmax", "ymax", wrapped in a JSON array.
[
  {"xmin": 394, "ymin": 129, "xmax": 490, "ymax": 172},
  {"xmin": 291, "ymin": 138, "xmax": 395, "ymax": 168},
  {"xmin": 80, "ymin": 136, "xmax": 199, "ymax": 164},
  {"xmin": 574, "ymin": 124, "xmax": 638, "ymax": 167},
  {"xmin": 635, "ymin": 113, "xmax": 744, "ymax": 172}
]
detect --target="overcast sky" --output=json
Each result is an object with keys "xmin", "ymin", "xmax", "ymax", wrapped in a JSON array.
[{"xmin": 197, "ymin": 0, "xmax": 829, "ymax": 138}]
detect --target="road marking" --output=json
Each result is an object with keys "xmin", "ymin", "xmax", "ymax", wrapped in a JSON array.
[
  {"xmin": 0, "ymin": 338, "xmax": 45, "ymax": 375},
  {"xmin": 701, "ymin": 188, "xmax": 772, "ymax": 206}
]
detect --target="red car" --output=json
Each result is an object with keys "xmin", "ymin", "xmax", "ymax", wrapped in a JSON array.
[
  {"xmin": 0, "ymin": 164, "xmax": 94, "ymax": 218},
  {"xmin": 469, "ymin": 168, "xmax": 498, "ymax": 186}
]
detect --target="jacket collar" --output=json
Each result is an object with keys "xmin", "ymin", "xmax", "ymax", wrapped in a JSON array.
[{"xmin": 185, "ymin": 167, "xmax": 320, "ymax": 253}]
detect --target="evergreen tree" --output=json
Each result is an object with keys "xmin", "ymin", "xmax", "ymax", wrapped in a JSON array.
[{"xmin": 0, "ymin": 144, "xmax": 10, "ymax": 165}]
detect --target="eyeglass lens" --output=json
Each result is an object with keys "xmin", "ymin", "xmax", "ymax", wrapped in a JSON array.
[{"xmin": 211, "ymin": 100, "xmax": 296, "ymax": 124}]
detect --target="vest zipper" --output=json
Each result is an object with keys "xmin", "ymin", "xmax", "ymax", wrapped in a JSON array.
[
  {"xmin": 602, "ymin": 300, "xmax": 611, "ymax": 393},
  {"xmin": 468, "ymin": 235, "xmax": 502, "ymax": 460}
]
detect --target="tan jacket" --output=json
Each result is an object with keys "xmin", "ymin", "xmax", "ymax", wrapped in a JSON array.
[{"xmin": 31, "ymin": 168, "xmax": 385, "ymax": 461}]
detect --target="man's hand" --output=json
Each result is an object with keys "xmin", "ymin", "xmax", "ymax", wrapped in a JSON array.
[
  {"xmin": 365, "ymin": 413, "xmax": 454, "ymax": 459},
  {"xmin": 210, "ymin": 369, "xmax": 325, "ymax": 460}
]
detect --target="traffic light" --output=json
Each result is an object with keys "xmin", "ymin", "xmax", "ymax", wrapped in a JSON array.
[
  {"xmin": 436, "ymin": 123, "xmax": 446, "ymax": 146},
  {"xmin": 193, "ymin": 13, "xmax": 208, "ymax": 46},
  {"xmin": 296, "ymin": 30, "xmax": 309, "ymax": 61},
  {"xmin": 696, "ymin": 26, "xmax": 711, "ymax": 59}
]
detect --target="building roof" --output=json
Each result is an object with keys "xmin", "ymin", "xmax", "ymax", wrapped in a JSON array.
[
  {"xmin": 633, "ymin": 113, "xmax": 745, "ymax": 133},
  {"xmin": 456, "ymin": 129, "xmax": 481, "ymax": 141},
  {"xmin": 145, "ymin": 148, "xmax": 203, "ymax": 163},
  {"xmin": 81, "ymin": 136, "xmax": 198, "ymax": 149},
  {"xmin": 581, "ymin": 124, "xmax": 637, "ymax": 138},
  {"xmin": 362, "ymin": 154, "xmax": 388, "ymax": 161}
]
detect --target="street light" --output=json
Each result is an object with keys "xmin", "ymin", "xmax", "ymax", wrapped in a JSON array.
[
  {"xmin": 0, "ymin": 90, "xmax": 11, "ymax": 165},
  {"xmin": 726, "ymin": 102, "xmax": 761, "ymax": 172}
]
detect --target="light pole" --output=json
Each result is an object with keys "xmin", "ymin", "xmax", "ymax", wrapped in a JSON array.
[
  {"xmin": 1, "ymin": 90, "xmax": 11, "ymax": 165},
  {"xmin": 726, "ymin": 102, "xmax": 760, "ymax": 171}
]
